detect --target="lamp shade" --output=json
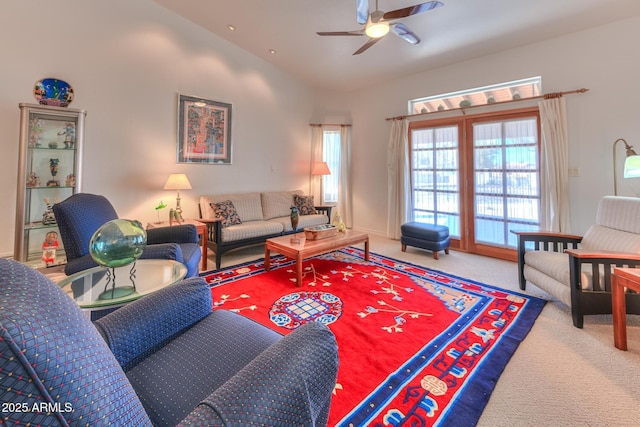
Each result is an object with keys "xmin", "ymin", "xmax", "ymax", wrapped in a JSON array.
[
  {"xmin": 163, "ymin": 173, "xmax": 192, "ymax": 190},
  {"xmin": 311, "ymin": 161, "xmax": 331, "ymax": 176},
  {"xmin": 623, "ymin": 155, "xmax": 640, "ymax": 178}
]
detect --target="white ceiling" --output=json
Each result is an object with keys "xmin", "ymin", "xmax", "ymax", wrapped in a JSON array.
[{"xmin": 154, "ymin": 0, "xmax": 640, "ymax": 92}]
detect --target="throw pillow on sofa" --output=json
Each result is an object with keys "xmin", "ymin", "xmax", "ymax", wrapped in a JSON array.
[
  {"xmin": 294, "ymin": 194, "xmax": 317, "ymax": 215},
  {"xmin": 211, "ymin": 200, "xmax": 242, "ymax": 228}
]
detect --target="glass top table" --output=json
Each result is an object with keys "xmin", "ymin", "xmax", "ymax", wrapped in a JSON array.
[{"xmin": 58, "ymin": 259, "xmax": 187, "ymax": 312}]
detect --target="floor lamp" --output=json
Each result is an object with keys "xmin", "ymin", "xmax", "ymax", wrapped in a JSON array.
[
  {"xmin": 613, "ymin": 139, "xmax": 640, "ymax": 195},
  {"xmin": 311, "ymin": 161, "xmax": 331, "ymax": 203}
]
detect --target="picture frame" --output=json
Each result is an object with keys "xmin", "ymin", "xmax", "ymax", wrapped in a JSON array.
[{"xmin": 177, "ymin": 94, "xmax": 232, "ymax": 164}]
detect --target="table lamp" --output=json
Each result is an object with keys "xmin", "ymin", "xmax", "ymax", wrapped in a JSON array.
[{"xmin": 164, "ymin": 173, "xmax": 192, "ymax": 219}]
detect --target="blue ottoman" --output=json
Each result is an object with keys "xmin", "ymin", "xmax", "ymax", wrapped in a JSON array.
[{"xmin": 401, "ymin": 222, "xmax": 450, "ymax": 260}]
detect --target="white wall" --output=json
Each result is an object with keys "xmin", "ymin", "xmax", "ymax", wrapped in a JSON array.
[
  {"xmin": 0, "ymin": 1, "xmax": 314, "ymax": 257},
  {"xmin": 339, "ymin": 15, "xmax": 640, "ymax": 236}
]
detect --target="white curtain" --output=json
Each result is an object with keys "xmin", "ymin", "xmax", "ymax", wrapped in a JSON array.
[
  {"xmin": 387, "ymin": 119, "xmax": 412, "ymax": 239},
  {"xmin": 538, "ymin": 97, "xmax": 571, "ymax": 232},
  {"xmin": 339, "ymin": 126, "xmax": 353, "ymax": 228}
]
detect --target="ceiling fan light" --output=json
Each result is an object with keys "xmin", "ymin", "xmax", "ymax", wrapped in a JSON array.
[{"xmin": 365, "ymin": 22, "xmax": 389, "ymax": 38}]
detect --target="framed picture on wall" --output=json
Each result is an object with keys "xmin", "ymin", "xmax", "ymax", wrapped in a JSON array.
[{"xmin": 177, "ymin": 94, "xmax": 232, "ymax": 164}]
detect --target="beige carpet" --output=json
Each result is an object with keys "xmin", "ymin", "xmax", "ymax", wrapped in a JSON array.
[
  {"xmin": 207, "ymin": 233, "xmax": 640, "ymax": 426},
  {"xmin": 43, "ymin": 233, "xmax": 640, "ymax": 425}
]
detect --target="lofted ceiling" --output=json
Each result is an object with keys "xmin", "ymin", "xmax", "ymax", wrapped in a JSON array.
[{"xmin": 153, "ymin": 0, "xmax": 640, "ymax": 92}]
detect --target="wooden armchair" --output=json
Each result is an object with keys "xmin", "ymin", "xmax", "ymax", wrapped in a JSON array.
[{"xmin": 513, "ymin": 196, "xmax": 640, "ymax": 328}]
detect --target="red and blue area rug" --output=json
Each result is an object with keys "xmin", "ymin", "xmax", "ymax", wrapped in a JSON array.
[{"xmin": 201, "ymin": 248, "xmax": 545, "ymax": 426}]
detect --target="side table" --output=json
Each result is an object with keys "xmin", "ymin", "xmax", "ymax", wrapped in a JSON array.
[
  {"xmin": 58, "ymin": 259, "xmax": 187, "ymax": 320},
  {"xmin": 315, "ymin": 204, "xmax": 335, "ymax": 222},
  {"xmin": 147, "ymin": 219, "xmax": 208, "ymax": 271},
  {"xmin": 612, "ymin": 267, "xmax": 640, "ymax": 350}
]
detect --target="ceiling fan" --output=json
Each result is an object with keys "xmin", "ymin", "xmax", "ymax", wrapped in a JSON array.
[{"xmin": 317, "ymin": 0, "xmax": 444, "ymax": 55}]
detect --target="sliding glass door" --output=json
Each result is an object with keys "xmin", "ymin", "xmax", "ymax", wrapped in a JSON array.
[
  {"xmin": 410, "ymin": 125, "xmax": 461, "ymax": 238},
  {"xmin": 471, "ymin": 117, "xmax": 540, "ymax": 250},
  {"xmin": 410, "ymin": 109, "xmax": 541, "ymax": 260}
]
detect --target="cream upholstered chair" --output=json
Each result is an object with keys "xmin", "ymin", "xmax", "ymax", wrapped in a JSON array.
[{"xmin": 514, "ymin": 196, "xmax": 640, "ymax": 328}]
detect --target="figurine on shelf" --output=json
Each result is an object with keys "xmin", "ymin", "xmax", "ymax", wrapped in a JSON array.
[
  {"xmin": 26, "ymin": 172, "xmax": 41, "ymax": 188},
  {"xmin": 29, "ymin": 117, "xmax": 44, "ymax": 147},
  {"xmin": 65, "ymin": 173, "xmax": 76, "ymax": 187},
  {"xmin": 58, "ymin": 122, "xmax": 76, "ymax": 149},
  {"xmin": 47, "ymin": 158, "xmax": 60, "ymax": 187},
  {"xmin": 41, "ymin": 231, "xmax": 60, "ymax": 266},
  {"xmin": 42, "ymin": 198, "xmax": 57, "ymax": 225}
]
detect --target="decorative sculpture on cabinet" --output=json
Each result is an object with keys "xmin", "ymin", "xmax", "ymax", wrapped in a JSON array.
[
  {"xmin": 42, "ymin": 198, "xmax": 57, "ymax": 225},
  {"xmin": 41, "ymin": 231, "xmax": 59, "ymax": 266},
  {"xmin": 58, "ymin": 122, "xmax": 76, "ymax": 149},
  {"xmin": 47, "ymin": 158, "xmax": 60, "ymax": 187}
]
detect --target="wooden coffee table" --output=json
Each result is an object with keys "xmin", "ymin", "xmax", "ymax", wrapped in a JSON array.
[{"xmin": 264, "ymin": 229, "xmax": 370, "ymax": 286}]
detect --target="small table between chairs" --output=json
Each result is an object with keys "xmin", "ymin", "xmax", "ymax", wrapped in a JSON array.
[
  {"xmin": 58, "ymin": 259, "xmax": 187, "ymax": 320},
  {"xmin": 612, "ymin": 267, "xmax": 640, "ymax": 350}
]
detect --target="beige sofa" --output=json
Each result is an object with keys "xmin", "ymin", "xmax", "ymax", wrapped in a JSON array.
[
  {"xmin": 199, "ymin": 190, "xmax": 330, "ymax": 269},
  {"xmin": 514, "ymin": 196, "xmax": 640, "ymax": 328}
]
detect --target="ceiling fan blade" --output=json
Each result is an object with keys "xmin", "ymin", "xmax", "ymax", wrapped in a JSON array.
[
  {"xmin": 356, "ymin": 0, "xmax": 369, "ymax": 25},
  {"xmin": 383, "ymin": 1, "xmax": 443, "ymax": 20},
  {"xmin": 391, "ymin": 23, "xmax": 421, "ymax": 45},
  {"xmin": 317, "ymin": 30, "xmax": 365, "ymax": 36},
  {"xmin": 353, "ymin": 37, "xmax": 382, "ymax": 55}
]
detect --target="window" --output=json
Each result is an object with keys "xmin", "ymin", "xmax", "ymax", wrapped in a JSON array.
[
  {"xmin": 322, "ymin": 130, "xmax": 340, "ymax": 204},
  {"xmin": 409, "ymin": 76, "xmax": 541, "ymax": 114}
]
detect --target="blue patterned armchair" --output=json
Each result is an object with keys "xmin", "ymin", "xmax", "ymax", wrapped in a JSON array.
[
  {"xmin": 0, "ymin": 258, "xmax": 339, "ymax": 426},
  {"xmin": 52, "ymin": 193, "xmax": 201, "ymax": 277}
]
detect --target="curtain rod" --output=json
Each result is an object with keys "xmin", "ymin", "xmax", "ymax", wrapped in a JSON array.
[
  {"xmin": 309, "ymin": 123, "xmax": 352, "ymax": 127},
  {"xmin": 386, "ymin": 88, "xmax": 589, "ymax": 121}
]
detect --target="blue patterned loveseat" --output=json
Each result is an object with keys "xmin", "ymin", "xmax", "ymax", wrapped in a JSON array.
[{"xmin": 0, "ymin": 258, "xmax": 339, "ymax": 426}]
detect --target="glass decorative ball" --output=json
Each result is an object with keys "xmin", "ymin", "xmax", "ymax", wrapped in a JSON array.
[{"xmin": 89, "ymin": 219, "xmax": 147, "ymax": 268}]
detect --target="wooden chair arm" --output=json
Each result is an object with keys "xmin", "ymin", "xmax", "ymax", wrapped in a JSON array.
[
  {"xmin": 510, "ymin": 230, "xmax": 583, "ymax": 240},
  {"xmin": 565, "ymin": 249, "xmax": 640, "ymax": 262},
  {"xmin": 198, "ymin": 217, "xmax": 222, "ymax": 243},
  {"xmin": 512, "ymin": 230, "xmax": 583, "ymax": 253}
]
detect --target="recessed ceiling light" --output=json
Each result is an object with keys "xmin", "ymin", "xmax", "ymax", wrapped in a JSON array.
[
  {"xmin": 227, "ymin": 24, "xmax": 236, "ymax": 31},
  {"xmin": 269, "ymin": 49, "xmax": 277, "ymax": 54}
]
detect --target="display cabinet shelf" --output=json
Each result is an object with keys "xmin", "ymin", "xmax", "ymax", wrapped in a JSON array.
[{"xmin": 14, "ymin": 103, "xmax": 87, "ymax": 268}]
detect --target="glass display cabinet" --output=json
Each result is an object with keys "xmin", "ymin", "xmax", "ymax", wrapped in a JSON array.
[{"xmin": 14, "ymin": 103, "xmax": 87, "ymax": 267}]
